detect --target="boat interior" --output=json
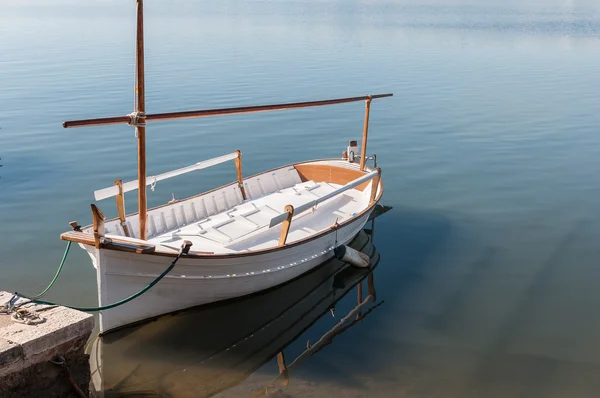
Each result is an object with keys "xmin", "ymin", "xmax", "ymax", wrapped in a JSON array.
[{"xmin": 84, "ymin": 160, "xmax": 380, "ymax": 254}]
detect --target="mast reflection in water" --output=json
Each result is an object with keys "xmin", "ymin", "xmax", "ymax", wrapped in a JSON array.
[{"xmin": 89, "ymin": 211, "xmax": 387, "ymax": 397}]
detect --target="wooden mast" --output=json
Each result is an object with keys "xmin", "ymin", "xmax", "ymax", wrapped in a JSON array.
[{"xmin": 135, "ymin": 0, "xmax": 148, "ymax": 240}]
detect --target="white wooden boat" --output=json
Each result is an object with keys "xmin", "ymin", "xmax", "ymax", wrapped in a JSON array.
[{"xmin": 59, "ymin": 1, "xmax": 392, "ymax": 333}]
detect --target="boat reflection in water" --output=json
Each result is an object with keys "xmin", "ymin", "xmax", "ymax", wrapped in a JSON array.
[{"xmin": 89, "ymin": 219, "xmax": 385, "ymax": 398}]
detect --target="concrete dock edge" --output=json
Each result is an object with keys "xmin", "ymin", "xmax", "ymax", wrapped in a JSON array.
[{"xmin": 0, "ymin": 291, "xmax": 94, "ymax": 397}]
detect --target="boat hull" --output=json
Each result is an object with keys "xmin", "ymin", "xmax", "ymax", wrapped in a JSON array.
[
  {"xmin": 86, "ymin": 208, "xmax": 372, "ymax": 333},
  {"xmin": 89, "ymin": 230, "xmax": 377, "ymax": 397}
]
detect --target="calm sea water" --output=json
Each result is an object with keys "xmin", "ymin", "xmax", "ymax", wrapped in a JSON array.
[{"xmin": 2, "ymin": 0, "xmax": 600, "ymax": 396}]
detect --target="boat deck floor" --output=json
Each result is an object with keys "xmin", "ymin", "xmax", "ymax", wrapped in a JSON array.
[{"xmin": 147, "ymin": 180, "xmax": 368, "ymax": 254}]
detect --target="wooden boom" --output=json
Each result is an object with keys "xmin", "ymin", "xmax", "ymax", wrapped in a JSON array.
[{"xmin": 62, "ymin": 93, "xmax": 393, "ymax": 128}]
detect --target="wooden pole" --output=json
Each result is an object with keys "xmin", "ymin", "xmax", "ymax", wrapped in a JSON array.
[
  {"xmin": 359, "ymin": 96, "xmax": 372, "ymax": 171},
  {"xmin": 234, "ymin": 149, "xmax": 247, "ymax": 200},
  {"xmin": 369, "ymin": 167, "xmax": 382, "ymax": 204},
  {"xmin": 114, "ymin": 179, "xmax": 131, "ymax": 237},
  {"xmin": 278, "ymin": 205, "xmax": 294, "ymax": 247},
  {"xmin": 62, "ymin": 94, "xmax": 393, "ymax": 128},
  {"xmin": 135, "ymin": 0, "xmax": 147, "ymax": 240},
  {"xmin": 91, "ymin": 204, "xmax": 105, "ymax": 249}
]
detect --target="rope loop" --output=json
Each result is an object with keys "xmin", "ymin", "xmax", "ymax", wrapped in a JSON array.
[
  {"xmin": 127, "ymin": 111, "xmax": 146, "ymax": 127},
  {"xmin": 11, "ymin": 308, "xmax": 46, "ymax": 325},
  {"xmin": 50, "ymin": 355, "xmax": 66, "ymax": 366}
]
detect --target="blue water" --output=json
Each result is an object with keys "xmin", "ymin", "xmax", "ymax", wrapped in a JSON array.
[{"xmin": 2, "ymin": 0, "xmax": 600, "ymax": 396}]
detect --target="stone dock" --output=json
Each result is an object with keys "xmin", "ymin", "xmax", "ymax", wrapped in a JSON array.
[{"xmin": 0, "ymin": 291, "xmax": 94, "ymax": 397}]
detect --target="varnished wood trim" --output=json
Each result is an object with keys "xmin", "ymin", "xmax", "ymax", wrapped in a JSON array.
[
  {"xmin": 278, "ymin": 205, "xmax": 294, "ymax": 247},
  {"xmin": 234, "ymin": 149, "xmax": 247, "ymax": 200},
  {"xmin": 61, "ymin": 231, "xmax": 156, "ymax": 254},
  {"xmin": 114, "ymin": 179, "xmax": 131, "ymax": 237},
  {"xmin": 359, "ymin": 96, "xmax": 372, "ymax": 171},
  {"xmin": 91, "ymin": 204, "xmax": 105, "ymax": 249},
  {"xmin": 369, "ymin": 168, "xmax": 382, "ymax": 204},
  {"xmin": 103, "ymin": 238, "xmax": 155, "ymax": 254},
  {"xmin": 63, "ymin": 94, "xmax": 393, "ymax": 128},
  {"xmin": 60, "ymin": 231, "xmax": 96, "ymax": 245},
  {"xmin": 293, "ymin": 163, "xmax": 371, "ymax": 191}
]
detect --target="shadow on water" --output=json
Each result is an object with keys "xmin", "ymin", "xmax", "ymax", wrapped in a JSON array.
[
  {"xmin": 286, "ymin": 209, "xmax": 600, "ymax": 397},
  {"xmin": 378, "ymin": 204, "xmax": 453, "ymax": 262},
  {"xmin": 89, "ymin": 225, "xmax": 385, "ymax": 398},
  {"xmin": 282, "ymin": 205, "xmax": 458, "ymax": 387},
  {"xmin": 461, "ymin": 218, "xmax": 600, "ymax": 398},
  {"xmin": 367, "ymin": 205, "xmax": 455, "ymax": 297}
]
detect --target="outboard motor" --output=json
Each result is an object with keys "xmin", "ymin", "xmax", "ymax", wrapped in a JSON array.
[{"xmin": 343, "ymin": 140, "xmax": 359, "ymax": 163}]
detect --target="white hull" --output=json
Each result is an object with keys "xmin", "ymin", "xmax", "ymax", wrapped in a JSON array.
[
  {"xmin": 87, "ymin": 209, "xmax": 371, "ymax": 333},
  {"xmin": 88, "ymin": 231, "xmax": 377, "ymax": 397}
]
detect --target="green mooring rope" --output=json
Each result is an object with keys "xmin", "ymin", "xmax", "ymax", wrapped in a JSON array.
[
  {"xmin": 15, "ymin": 243, "xmax": 187, "ymax": 312},
  {"xmin": 28, "ymin": 240, "xmax": 72, "ymax": 300}
]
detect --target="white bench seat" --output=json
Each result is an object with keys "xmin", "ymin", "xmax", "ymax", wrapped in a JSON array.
[{"xmin": 146, "ymin": 179, "xmax": 366, "ymax": 254}]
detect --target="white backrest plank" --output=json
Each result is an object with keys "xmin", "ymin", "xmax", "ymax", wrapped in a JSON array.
[{"xmin": 94, "ymin": 152, "xmax": 239, "ymax": 200}]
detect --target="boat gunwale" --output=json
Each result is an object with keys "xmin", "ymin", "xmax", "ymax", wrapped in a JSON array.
[{"xmin": 62, "ymin": 158, "xmax": 383, "ymax": 259}]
